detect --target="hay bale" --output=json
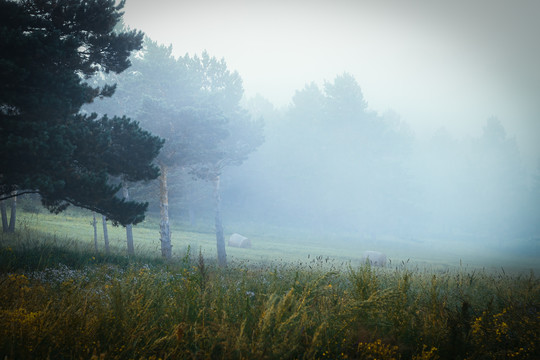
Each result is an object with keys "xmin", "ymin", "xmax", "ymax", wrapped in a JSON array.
[
  {"xmin": 228, "ymin": 233, "xmax": 252, "ymax": 248},
  {"xmin": 362, "ymin": 250, "xmax": 387, "ymax": 267}
]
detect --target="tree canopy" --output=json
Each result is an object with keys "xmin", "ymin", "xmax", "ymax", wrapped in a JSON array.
[
  {"xmin": 0, "ymin": 0, "xmax": 163, "ymax": 225},
  {"xmin": 87, "ymin": 38, "xmax": 264, "ymax": 183},
  {"xmin": 84, "ymin": 38, "xmax": 264, "ymax": 261}
]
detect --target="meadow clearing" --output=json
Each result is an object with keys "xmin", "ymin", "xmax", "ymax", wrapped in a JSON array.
[{"xmin": 0, "ymin": 210, "xmax": 539, "ymax": 359}]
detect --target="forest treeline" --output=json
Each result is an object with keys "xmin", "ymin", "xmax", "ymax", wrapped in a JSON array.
[
  {"xmin": 86, "ymin": 34, "xmax": 540, "ymax": 244},
  {"xmin": 86, "ymin": 31, "xmax": 539, "ymax": 243},
  {"xmin": 229, "ymin": 80, "xmax": 539, "ymax": 241}
]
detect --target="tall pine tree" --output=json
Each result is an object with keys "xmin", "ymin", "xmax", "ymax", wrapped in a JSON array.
[{"xmin": 0, "ymin": 0, "xmax": 163, "ymax": 226}]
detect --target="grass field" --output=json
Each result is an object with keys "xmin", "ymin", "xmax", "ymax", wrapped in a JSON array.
[
  {"xmin": 1, "ymin": 210, "xmax": 539, "ymax": 359},
  {"xmin": 15, "ymin": 209, "xmax": 540, "ymax": 272}
]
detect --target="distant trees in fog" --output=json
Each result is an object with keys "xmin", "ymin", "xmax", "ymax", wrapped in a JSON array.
[
  {"xmin": 225, "ymin": 73, "xmax": 413, "ymax": 234},
  {"xmin": 410, "ymin": 117, "xmax": 528, "ymax": 238},
  {"xmin": 224, "ymin": 75, "xmax": 535, "ymax": 240}
]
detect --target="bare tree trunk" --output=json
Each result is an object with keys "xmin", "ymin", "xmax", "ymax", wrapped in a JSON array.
[
  {"xmin": 122, "ymin": 181, "xmax": 135, "ymax": 255},
  {"xmin": 213, "ymin": 175, "xmax": 226, "ymax": 267},
  {"xmin": 102, "ymin": 215, "xmax": 110, "ymax": 254},
  {"xmin": 1, "ymin": 201, "xmax": 8, "ymax": 232},
  {"xmin": 159, "ymin": 163, "xmax": 172, "ymax": 258},
  {"xmin": 92, "ymin": 213, "xmax": 98, "ymax": 252},
  {"xmin": 7, "ymin": 191, "xmax": 17, "ymax": 233}
]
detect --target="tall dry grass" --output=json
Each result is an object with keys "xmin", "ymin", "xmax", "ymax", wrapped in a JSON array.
[{"xmin": 1, "ymin": 229, "xmax": 539, "ymax": 359}]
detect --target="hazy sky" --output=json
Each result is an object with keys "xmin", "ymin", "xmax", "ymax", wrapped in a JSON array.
[{"xmin": 122, "ymin": 0, "xmax": 539, "ymax": 166}]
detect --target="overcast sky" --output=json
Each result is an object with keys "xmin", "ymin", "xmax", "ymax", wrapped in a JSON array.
[{"xmin": 122, "ymin": 0, "xmax": 540, "ymax": 167}]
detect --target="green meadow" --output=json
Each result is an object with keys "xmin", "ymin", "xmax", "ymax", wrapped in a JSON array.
[
  {"xmin": 13, "ymin": 210, "xmax": 540, "ymax": 271},
  {"xmin": 1, "ymin": 210, "xmax": 539, "ymax": 359}
]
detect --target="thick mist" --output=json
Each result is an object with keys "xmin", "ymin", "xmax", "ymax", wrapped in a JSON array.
[
  {"xmin": 123, "ymin": 0, "xmax": 540, "ymax": 168},
  {"xmin": 83, "ymin": 58, "xmax": 538, "ymax": 268},
  {"xmin": 219, "ymin": 77, "xmax": 539, "ymax": 267},
  {"xmin": 111, "ymin": 0, "xmax": 540, "ymax": 268}
]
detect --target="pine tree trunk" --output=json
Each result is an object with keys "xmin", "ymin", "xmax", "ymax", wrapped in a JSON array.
[
  {"xmin": 102, "ymin": 215, "xmax": 110, "ymax": 254},
  {"xmin": 159, "ymin": 163, "xmax": 172, "ymax": 259},
  {"xmin": 1, "ymin": 202, "xmax": 8, "ymax": 233},
  {"xmin": 213, "ymin": 175, "xmax": 227, "ymax": 267},
  {"xmin": 122, "ymin": 181, "xmax": 135, "ymax": 255},
  {"xmin": 92, "ymin": 213, "xmax": 98, "ymax": 252},
  {"xmin": 7, "ymin": 191, "xmax": 16, "ymax": 233},
  {"xmin": 126, "ymin": 224, "xmax": 134, "ymax": 255}
]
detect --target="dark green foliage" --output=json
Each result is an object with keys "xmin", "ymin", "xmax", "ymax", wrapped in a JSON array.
[{"xmin": 0, "ymin": 0, "xmax": 163, "ymax": 225}]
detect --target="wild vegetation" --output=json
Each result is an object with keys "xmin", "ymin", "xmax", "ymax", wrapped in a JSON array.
[{"xmin": 1, "ymin": 213, "xmax": 538, "ymax": 359}]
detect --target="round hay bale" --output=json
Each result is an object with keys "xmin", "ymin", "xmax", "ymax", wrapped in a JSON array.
[{"xmin": 228, "ymin": 233, "xmax": 252, "ymax": 248}]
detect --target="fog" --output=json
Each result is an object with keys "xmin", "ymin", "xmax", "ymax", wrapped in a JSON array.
[
  {"xmin": 123, "ymin": 0, "xmax": 540, "ymax": 167},
  {"xmin": 223, "ymin": 82, "xmax": 532, "ymax": 234},
  {"xmin": 117, "ymin": 0, "xmax": 540, "ymax": 268}
]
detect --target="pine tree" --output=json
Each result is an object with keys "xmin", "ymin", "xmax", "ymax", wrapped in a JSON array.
[{"xmin": 0, "ymin": 0, "xmax": 163, "ymax": 226}]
